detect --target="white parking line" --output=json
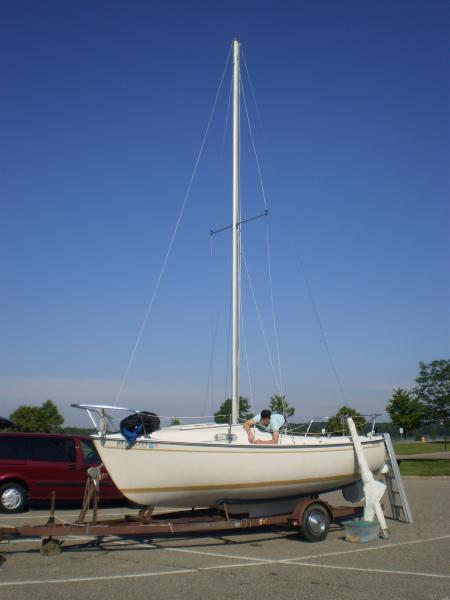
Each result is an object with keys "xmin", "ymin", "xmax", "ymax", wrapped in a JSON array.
[
  {"xmin": 164, "ymin": 546, "xmax": 272, "ymax": 563},
  {"xmin": 159, "ymin": 533, "xmax": 450, "ymax": 564},
  {"xmin": 1, "ymin": 556, "xmax": 448, "ymax": 587},
  {"xmin": 0, "ymin": 569, "xmax": 197, "ymax": 587},
  {"xmin": 1, "ymin": 533, "xmax": 448, "ymax": 587},
  {"xmin": 284, "ymin": 561, "xmax": 450, "ymax": 580},
  {"xmin": 285, "ymin": 533, "xmax": 450, "ymax": 562}
]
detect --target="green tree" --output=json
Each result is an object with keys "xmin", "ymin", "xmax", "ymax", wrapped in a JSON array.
[
  {"xmin": 10, "ymin": 400, "xmax": 64, "ymax": 433},
  {"xmin": 170, "ymin": 417, "xmax": 181, "ymax": 426},
  {"xmin": 9, "ymin": 406, "xmax": 41, "ymax": 432},
  {"xmin": 39, "ymin": 400, "xmax": 65, "ymax": 431},
  {"xmin": 214, "ymin": 397, "xmax": 253, "ymax": 423},
  {"xmin": 414, "ymin": 359, "xmax": 450, "ymax": 449},
  {"xmin": 386, "ymin": 388, "xmax": 424, "ymax": 438},
  {"xmin": 325, "ymin": 406, "xmax": 367, "ymax": 436},
  {"xmin": 268, "ymin": 394, "xmax": 295, "ymax": 418}
]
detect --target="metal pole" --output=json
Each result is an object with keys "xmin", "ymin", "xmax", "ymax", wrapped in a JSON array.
[{"xmin": 231, "ymin": 39, "xmax": 240, "ymax": 425}]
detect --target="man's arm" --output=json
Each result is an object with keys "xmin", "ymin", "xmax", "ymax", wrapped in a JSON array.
[
  {"xmin": 254, "ymin": 430, "xmax": 280, "ymax": 445},
  {"xmin": 243, "ymin": 418, "xmax": 256, "ymax": 443}
]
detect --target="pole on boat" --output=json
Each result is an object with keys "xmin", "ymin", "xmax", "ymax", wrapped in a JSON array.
[{"xmin": 231, "ymin": 39, "xmax": 241, "ymax": 425}]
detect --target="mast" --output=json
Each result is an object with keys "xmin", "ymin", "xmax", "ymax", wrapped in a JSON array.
[{"xmin": 231, "ymin": 39, "xmax": 240, "ymax": 425}]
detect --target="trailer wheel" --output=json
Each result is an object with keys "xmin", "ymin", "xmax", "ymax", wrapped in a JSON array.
[
  {"xmin": 300, "ymin": 503, "xmax": 330, "ymax": 542},
  {"xmin": 0, "ymin": 482, "xmax": 28, "ymax": 513}
]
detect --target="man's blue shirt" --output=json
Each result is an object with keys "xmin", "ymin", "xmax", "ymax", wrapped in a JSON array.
[{"xmin": 252, "ymin": 413, "xmax": 285, "ymax": 432}]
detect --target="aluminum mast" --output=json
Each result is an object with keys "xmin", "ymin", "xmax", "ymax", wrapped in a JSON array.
[{"xmin": 231, "ymin": 39, "xmax": 240, "ymax": 425}]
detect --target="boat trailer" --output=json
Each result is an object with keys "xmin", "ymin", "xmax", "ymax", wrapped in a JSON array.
[{"xmin": 0, "ymin": 475, "xmax": 365, "ymax": 554}]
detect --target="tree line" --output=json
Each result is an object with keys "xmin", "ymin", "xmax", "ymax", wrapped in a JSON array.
[
  {"xmin": 386, "ymin": 360, "xmax": 449, "ymax": 448},
  {"xmin": 3, "ymin": 359, "xmax": 449, "ymax": 447}
]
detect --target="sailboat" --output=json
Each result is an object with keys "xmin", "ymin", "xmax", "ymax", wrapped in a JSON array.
[{"xmin": 74, "ymin": 40, "xmax": 386, "ymax": 516}]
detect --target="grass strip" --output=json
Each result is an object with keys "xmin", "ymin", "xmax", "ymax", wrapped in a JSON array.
[
  {"xmin": 399, "ymin": 459, "xmax": 450, "ymax": 476},
  {"xmin": 393, "ymin": 442, "xmax": 448, "ymax": 455}
]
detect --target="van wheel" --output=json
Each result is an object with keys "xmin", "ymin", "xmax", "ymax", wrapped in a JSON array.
[{"xmin": 0, "ymin": 482, "xmax": 28, "ymax": 513}]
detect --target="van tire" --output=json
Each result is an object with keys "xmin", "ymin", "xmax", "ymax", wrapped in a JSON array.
[{"xmin": 0, "ymin": 482, "xmax": 28, "ymax": 513}]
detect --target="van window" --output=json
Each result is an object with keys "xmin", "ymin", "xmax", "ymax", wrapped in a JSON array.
[
  {"xmin": 80, "ymin": 439, "xmax": 101, "ymax": 465},
  {"xmin": 26, "ymin": 438, "xmax": 77, "ymax": 462},
  {"xmin": 0, "ymin": 436, "xmax": 27, "ymax": 460}
]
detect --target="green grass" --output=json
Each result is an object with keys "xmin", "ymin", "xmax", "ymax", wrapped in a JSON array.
[
  {"xmin": 393, "ymin": 441, "xmax": 448, "ymax": 455},
  {"xmin": 399, "ymin": 459, "xmax": 450, "ymax": 476}
]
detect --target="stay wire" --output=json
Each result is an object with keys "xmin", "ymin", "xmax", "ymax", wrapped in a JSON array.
[
  {"xmin": 242, "ymin": 249, "xmax": 282, "ymax": 394},
  {"xmin": 240, "ymin": 303, "xmax": 254, "ymax": 415},
  {"xmin": 114, "ymin": 44, "xmax": 232, "ymax": 406},
  {"xmin": 240, "ymin": 79, "xmax": 268, "ymax": 212},
  {"xmin": 224, "ymin": 287, "xmax": 232, "ymax": 404},
  {"xmin": 241, "ymin": 69, "xmax": 285, "ymax": 409},
  {"xmin": 221, "ymin": 73, "xmax": 233, "ymax": 154},
  {"xmin": 241, "ymin": 50, "xmax": 263, "ymax": 127},
  {"xmin": 206, "ymin": 225, "xmax": 228, "ymax": 415},
  {"xmin": 266, "ymin": 224, "xmax": 284, "ymax": 400},
  {"xmin": 243, "ymin": 52, "xmax": 343, "ymax": 414},
  {"xmin": 203, "ymin": 309, "xmax": 222, "ymax": 417},
  {"xmin": 292, "ymin": 239, "xmax": 348, "ymax": 405}
]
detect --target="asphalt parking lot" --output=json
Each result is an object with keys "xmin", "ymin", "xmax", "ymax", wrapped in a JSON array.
[{"xmin": 0, "ymin": 478, "xmax": 449, "ymax": 600}]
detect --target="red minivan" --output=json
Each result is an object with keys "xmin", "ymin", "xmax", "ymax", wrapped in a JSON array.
[{"xmin": 0, "ymin": 432, "xmax": 124, "ymax": 513}]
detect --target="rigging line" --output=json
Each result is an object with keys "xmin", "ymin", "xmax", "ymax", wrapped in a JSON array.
[
  {"xmin": 241, "ymin": 71, "xmax": 285, "ymax": 409},
  {"xmin": 240, "ymin": 304, "xmax": 254, "ymax": 414},
  {"xmin": 241, "ymin": 50, "xmax": 263, "ymax": 126},
  {"xmin": 242, "ymin": 248, "xmax": 282, "ymax": 394},
  {"xmin": 266, "ymin": 224, "xmax": 284, "ymax": 399},
  {"xmin": 221, "ymin": 72, "xmax": 233, "ymax": 153},
  {"xmin": 224, "ymin": 285, "xmax": 232, "ymax": 403},
  {"xmin": 114, "ymin": 44, "xmax": 232, "ymax": 406},
  {"xmin": 203, "ymin": 309, "xmax": 222, "ymax": 417},
  {"xmin": 206, "ymin": 234, "xmax": 228, "ymax": 415},
  {"xmin": 206, "ymin": 222, "xmax": 216, "ymax": 415},
  {"xmin": 292, "ymin": 240, "xmax": 348, "ymax": 404},
  {"xmin": 240, "ymin": 78, "xmax": 268, "ymax": 212}
]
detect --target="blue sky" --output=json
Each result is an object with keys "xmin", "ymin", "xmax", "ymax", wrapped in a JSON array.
[{"xmin": 1, "ymin": 0, "xmax": 449, "ymax": 426}]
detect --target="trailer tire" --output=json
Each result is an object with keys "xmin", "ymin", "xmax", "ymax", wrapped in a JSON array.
[
  {"xmin": 300, "ymin": 503, "xmax": 330, "ymax": 542},
  {"xmin": 0, "ymin": 482, "xmax": 28, "ymax": 513}
]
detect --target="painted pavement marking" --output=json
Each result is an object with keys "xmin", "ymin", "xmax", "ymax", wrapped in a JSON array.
[
  {"xmin": 283, "ymin": 533, "xmax": 450, "ymax": 563},
  {"xmin": 0, "ymin": 533, "xmax": 449, "ymax": 587},
  {"xmin": 283, "ymin": 561, "xmax": 450, "ymax": 580}
]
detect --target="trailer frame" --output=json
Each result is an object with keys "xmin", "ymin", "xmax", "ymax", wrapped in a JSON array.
[{"xmin": 0, "ymin": 477, "xmax": 364, "ymax": 554}]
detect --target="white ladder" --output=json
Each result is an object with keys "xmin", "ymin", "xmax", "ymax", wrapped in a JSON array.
[{"xmin": 383, "ymin": 433, "xmax": 413, "ymax": 523}]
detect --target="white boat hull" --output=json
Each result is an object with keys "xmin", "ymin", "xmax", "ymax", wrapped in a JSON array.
[{"xmin": 93, "ymin": 426, "xmax": 386, "ymax": 513}]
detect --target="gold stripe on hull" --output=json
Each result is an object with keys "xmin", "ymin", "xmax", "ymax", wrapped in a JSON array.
[{"xmin": 121, "ymin": 471, "xmax": 358, "ymax": 495}]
